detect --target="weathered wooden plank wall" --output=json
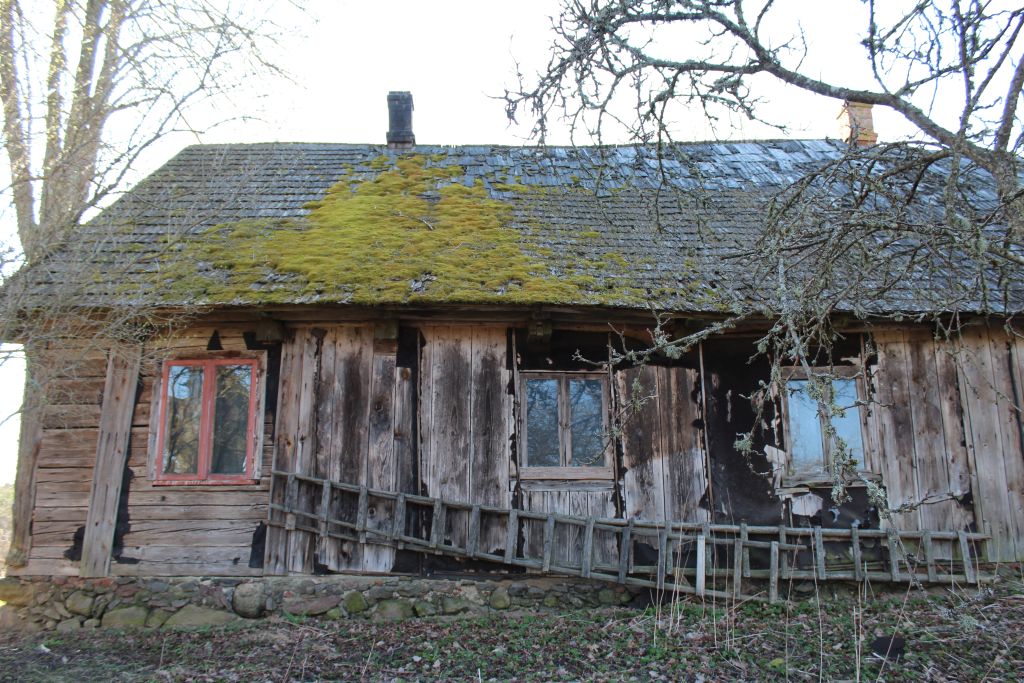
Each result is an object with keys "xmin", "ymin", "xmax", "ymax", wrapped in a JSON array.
[
  {"xmin": 953, "ymin": 326, "xmax": 1024, "ymax": 561},
  {"xmin": 266, "ymin": 324, "xmax": 403, "ymax": 574},
  {"xmin": 617, "ymin": 365, "xmax": 709, "ymax": 524},
  {"xmin": 419, "ymin": 326, "xmax": 511, "ymax": 555},
  {"xmin": 872, "ymin": 326, "xmax": 1024, "ymax": 561},
  {"xmin": 113, "ymin": 326, "xmax": 271, "ymax": 577}
]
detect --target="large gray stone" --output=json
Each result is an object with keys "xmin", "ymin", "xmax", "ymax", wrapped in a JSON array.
[
  {"xmin": 342, "ymin": 591, "xmax": 368, "ymax": 614},
  {"xmin": 163, "ymin": 605, "xmax": 237, "ymax": 629},
  {"xmin": 372, "ymin": 599, "xmax": 414, "ymax": 621},
  {"xmin": 56, "ymin": 618, "xmax": 82, "ymax": 632},
  {"xmin": 489, "ymin": 587, "xmax": 511, "ymax": 610},
  {"xmin": 441, "ymin": 597, "xmax": 473, "ymax": 615},
  {"xmin": 65, "ymin": 591, "xmax": 95, "ymax": 617},
  {"xmin": 283, "ymin": 595, "xmax": 340, "ymax": 617},
  {"xmin": 102, "ymin": 606, "xmax": 150, "ymax": 629},
  {"xmin": 232, "ymin": 582, "xmax": 266, "ymax": 618},
  {"xmin": 145, "ymin": 609, "xmax": 173, "ymax": 629},
  {"xmin": 413, "ymin": 601, "xmax": 437, "ymax": 617}
]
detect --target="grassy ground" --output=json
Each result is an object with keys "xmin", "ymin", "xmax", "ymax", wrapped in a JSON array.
[{"xmin": 1, "ymin": 580, "xmax": 1022, "ymax": 682}]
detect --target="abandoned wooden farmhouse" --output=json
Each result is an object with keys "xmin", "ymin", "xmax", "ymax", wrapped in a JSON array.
[{"xmin": 5, "ymin": 93, "xmax": 1024, "ymax": 602}]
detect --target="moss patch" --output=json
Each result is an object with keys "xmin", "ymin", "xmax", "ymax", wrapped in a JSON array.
[{"xmin": 159, "ymin": 154, "xmax": 636, "ymax": 306}]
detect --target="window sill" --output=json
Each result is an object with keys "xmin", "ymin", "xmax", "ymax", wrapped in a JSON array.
[
  {"xmin": 152, "ymin": 477, "xmax": 260, "ymax": 487},
  {"xmin": 781, "ymin": 471, "xmax": 881, "ymax": 489},
  {"xmin": 518, "ymin": 466, "xmax": 614, "ymax": 481}
]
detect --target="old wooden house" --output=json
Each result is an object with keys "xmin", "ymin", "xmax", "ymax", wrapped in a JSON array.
[{"xmin": 5, "ymin": 94, "xmax": 1023, "ymax": 597}]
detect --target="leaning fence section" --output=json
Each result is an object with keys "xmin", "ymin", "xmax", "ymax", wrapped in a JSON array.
[{"xmin": 266, "ymin": 470, "xmax": 991, "ymax": 602}]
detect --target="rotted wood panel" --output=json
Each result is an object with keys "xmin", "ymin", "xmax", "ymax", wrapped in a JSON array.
[
  {"xmin": 267, "ymin": 324, "xmax": 405, "ymax": 575},
  {"xmin": 618, "ymin": 366, "xmax": 666, "ymax": 522},
  {"xmin": 618, "ymin": 365, "xmax": 706, "ymax": 525},
  {"xmin": 989, "ymin": 329, "xmax": 1024, "ymax": 560},
  {"xmin": 658, "ymin": 366, "xmax": 709, "ymax": 523}
]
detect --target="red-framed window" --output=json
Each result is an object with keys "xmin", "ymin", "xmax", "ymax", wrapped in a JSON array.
[{"xmin": 154, "ymin": 358, "xmax": 260, "ymax": 485}]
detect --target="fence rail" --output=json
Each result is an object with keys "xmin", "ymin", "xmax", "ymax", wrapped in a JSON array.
[{"xmin": 267, "ymin": 470, "xmax": 990, "ymax": 602}]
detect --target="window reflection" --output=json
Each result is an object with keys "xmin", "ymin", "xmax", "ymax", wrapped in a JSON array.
[
  {"xmin": 212, "ymin": 365, "xmax": 252, "ymax": 474},
  {"xmin": 569, "ymin": 379, "xmax": 604, "ymax": 466},
  {"xmin": 163, "ymin": 366, "xmax": 203, "ymax": 474},
  {"xmin": 526, "ymin": 378, "xmax": 559, "ymax": 466}
]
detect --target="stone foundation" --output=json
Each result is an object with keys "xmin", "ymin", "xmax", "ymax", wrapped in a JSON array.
[{"xmin": 0, "ymin": 575, "xmax": 638, "ymax": 631}]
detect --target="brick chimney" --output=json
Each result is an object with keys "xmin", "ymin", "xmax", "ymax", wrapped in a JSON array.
[
  {"xmin": 386, "ymin": 91, "xmax": 415, "ymax": 149},
  {"xmin": 838, "ymin": 100, "xmax": 877, "ymax": 147}
]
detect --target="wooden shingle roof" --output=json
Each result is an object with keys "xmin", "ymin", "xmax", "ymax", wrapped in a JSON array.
[{"xmin": 12, "ymin": 140, "xmax": 1019, "ymax": 315}]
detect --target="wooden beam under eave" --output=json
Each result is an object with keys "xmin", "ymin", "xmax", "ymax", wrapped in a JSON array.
[{"xmin": 80, "ymin": 346, "xmax": 142, "ymax": 577}]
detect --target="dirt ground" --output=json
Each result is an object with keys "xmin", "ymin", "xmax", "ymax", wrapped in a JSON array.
[{"xmin": 1, "ymin": 578, "xmax": 1023, "ymax": 682}]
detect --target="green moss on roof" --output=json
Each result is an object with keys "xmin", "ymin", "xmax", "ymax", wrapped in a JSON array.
[{"xmin": 158, "ymin": 154, "xmax": 652, "ymax": 306}]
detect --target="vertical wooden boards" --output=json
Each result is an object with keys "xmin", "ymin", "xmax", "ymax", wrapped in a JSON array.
[
  {"xmin": 931, "ymin": 340, "xmax": 974, "ymax": 532},
  {"xmin": 872, "ymin": 330, "xmax": 922, "ymax": 531},
  {"xmin": 285, "ymin": 328, "xmax": 323, "ymax": 573},
  {"xmin": 618, "ymin": 366, "xmax": 666, "ymax": 522},
  {"xmin": 265, "ymin": 329, "xmax": 303, "ymax": 574},
  {"xmin": 320, "ymin": 326, "xmax": 373, "ymax": 571},
  {"xmin": 419, "ymin": 326, "xmax": 511, "ymax": 552},
  {"xmin": 988, "ymin": 328, "xmax": 1024, "ymax": 560},
  {"xmin": 955, "ymin": 326, "xmax": 1017, "ymax": 560},
  {"xmin": 617, "ymin": 365, "xmax": 707, "ymax": 525},
  {"xmin": 903, "ymin": 331, "xmax": 955, "ymax": 535},
  {"xmin": 469, "ymin": 327, "xmax": 512, "ymax": 554},
  {"xmin": 871, "ymin": 325, "xmax": 1024, "ymax": 560},
  {"xmin": 363, "ymin": 341, "xmax": 398, "ymax": 571},
  {"xmin": 81, "ymin": 347, "xmax": 142, "ymax": 577},
  {"xmin": 659, "ymin": 366, "xmax": 710, "ymax": 524}
]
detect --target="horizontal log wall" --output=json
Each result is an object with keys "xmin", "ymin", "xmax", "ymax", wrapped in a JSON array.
[{"xmin": 16, "ymin": 345, "xmax": 111, "ymax": 576}]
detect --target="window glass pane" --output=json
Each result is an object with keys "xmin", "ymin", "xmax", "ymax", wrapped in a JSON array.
[
  {"xmin": 212, "ymin": 364, "xmax": 252, "ymax": 475},
  {"xmin": 163, "ymin": 365, "xmax": 203, "ymax": 474},
  {"xmin": 526, "ymin": 378, "xmax": 560, "ymax": 466},
  {"xmin": 830, "ymin": 378, "xmax": 864, "ymax": 469},
  {"xmin": 569, "ymin": 379, "xmax": 605, "ymax": 466},
  {"xmin": 787, "ymin": 379, "xmax": 824, "ymax": 473}
]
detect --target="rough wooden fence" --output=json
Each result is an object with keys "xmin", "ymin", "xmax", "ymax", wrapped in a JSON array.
[{"xmin": 267, "ymin": 471, "xmax": 990, "ymax": 603}]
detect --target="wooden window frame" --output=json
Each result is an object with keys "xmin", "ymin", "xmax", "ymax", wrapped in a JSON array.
[
  {"xmin": 518, "ymin": 371, "xmax": 614, "ymax": 481},
  {"xmin": 151, "ymin": 352, "xmax": 266, "ymax": 486},
  {"xmin": 779, "ymin": 365, "xmax": 870, "ymax": 485}
]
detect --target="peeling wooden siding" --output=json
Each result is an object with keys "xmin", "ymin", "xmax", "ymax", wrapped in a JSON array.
[{"xmin": 618, "ymin": 365, "xmax": 708, "ymax": 524}]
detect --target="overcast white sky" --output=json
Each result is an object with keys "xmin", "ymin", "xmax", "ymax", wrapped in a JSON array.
[{"xmin": 0, "ymin": 0, "xmax": 957, "ymax": 484}]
